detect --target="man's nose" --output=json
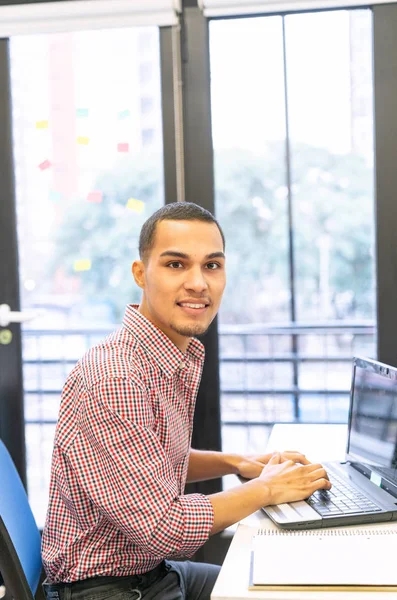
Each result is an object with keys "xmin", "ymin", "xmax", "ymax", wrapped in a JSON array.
[{"xmin": 184, "ymin": 267, "xmax": 208, "ymax": 292}]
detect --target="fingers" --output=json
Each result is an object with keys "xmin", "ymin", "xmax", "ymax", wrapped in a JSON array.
[
  {"xmin": 253, "ymin": 453, "xmax": 280, "ymax": 465},
  {"xmin": 267, "ymin": 452, "xmax": 281, "ymax": 465},
  {"xmin": 307, "ymin": 466, "xmax": 329, "ymax": 480},
  {"xmin": 257, "ymin": 450, "xmax": 311, "ymax": 466},
  {"xmin": 309, "ymin": 477, "xmax": 332, "ymax": 494},
  {"xmin": 305, "ymin": 465, "xmax": 332, "ymax": 493},
  {"xmin": 304, "ymin": 463, "xmax": 330, "ymax": 480},
  {"xmin": 286, "ymin": 464, "xmax": 332, "ymax": 493},
  {"xmin": 281, "ymin": 451, "xmax": 311, "ymax": 465}
]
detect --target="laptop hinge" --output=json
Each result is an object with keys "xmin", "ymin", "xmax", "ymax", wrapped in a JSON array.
[{"xmin": 350, "ymin": 462, "xmax": 397, "ymax": 499}]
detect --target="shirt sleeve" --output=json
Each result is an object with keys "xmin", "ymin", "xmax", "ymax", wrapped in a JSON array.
[{"xmin": 65, "ymin": 376, "xmax": 214, "ymax": 558}]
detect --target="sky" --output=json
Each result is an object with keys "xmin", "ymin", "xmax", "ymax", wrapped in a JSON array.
[{"xmin": 210, "ymin": 10, "xmax": 372, "ymax": 155}]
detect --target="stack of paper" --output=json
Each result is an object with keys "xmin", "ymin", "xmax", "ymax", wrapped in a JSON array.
[{"xmin": 250, "ymin": 528, "xmax": 397, "ymax": 591}]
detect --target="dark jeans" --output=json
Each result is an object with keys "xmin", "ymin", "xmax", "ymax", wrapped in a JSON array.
[{"xmin": 42, "ymin": 561, "xmax": 221, "ymax": 600}]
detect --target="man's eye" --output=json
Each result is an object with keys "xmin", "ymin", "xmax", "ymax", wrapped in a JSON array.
[
  {"xmin": 206, "ymin": 262, "xmax": 220, "ymax": 270},
  {"xmin": 168, "ymin": 261, "xmax": 183, "ymax": 269}
]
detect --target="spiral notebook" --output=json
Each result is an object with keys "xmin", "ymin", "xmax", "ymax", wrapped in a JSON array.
[{"xmin": 250, "ymin": 528, "xmax": 397, "ymax": 591}]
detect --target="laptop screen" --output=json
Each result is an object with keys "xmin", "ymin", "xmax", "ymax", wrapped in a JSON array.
[{"xmin": 347, "ymin": 357, "xmax": 397, "ymax": 478}]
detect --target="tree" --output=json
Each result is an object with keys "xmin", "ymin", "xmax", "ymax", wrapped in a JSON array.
[
  {"xmin": 50, "ymin": 143, "xmax": 375, "ymax": 325},
  {"xmin": 50, "ymin": 154, "xmax": 163, "ymax": 323},
  {"xmin": 214, "ymin": 143, "xmax": 374, "ymax": 323}
]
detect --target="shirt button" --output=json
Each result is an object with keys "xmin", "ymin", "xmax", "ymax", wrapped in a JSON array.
[{"xmin": 179, "ymin": 361, "xmax": 186, "ymax": 369}]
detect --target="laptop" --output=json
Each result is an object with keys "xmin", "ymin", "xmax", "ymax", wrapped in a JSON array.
[{"xmin": 263, "ymin": 356, "xmax": 397, "ymax": 529}]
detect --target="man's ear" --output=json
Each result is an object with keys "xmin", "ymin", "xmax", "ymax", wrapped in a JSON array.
[{"xmin": 132, "ymin": 260, "xmax": 145, "ymax": 289}]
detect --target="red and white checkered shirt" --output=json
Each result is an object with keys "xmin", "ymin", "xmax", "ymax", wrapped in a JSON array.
[{"xmin": 41, "ymin": 305, "xmax": 214, "ymax": 583}]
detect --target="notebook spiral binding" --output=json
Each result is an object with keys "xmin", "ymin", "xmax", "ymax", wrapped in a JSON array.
[{"xmin": 257, "ymin": 528, "xmax": 397, "ymax": 536}]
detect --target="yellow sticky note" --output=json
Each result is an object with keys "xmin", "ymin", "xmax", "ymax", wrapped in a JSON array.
[
  {"xmin": 36, "ymin": 120, "xmax": 49, "ymax": 129},
  {"xmin": 77, "ymin": 136, "xmax": 90, "ymax": 145},
  {"xmin": 74, "ymin": 259, "xmax": 92, "ymax": 272},
  {"xmin": 126, "ymin": 198, "xmax": 144, "ymax": 213}
]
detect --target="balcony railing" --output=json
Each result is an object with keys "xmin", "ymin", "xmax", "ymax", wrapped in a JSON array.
[
  {"xmin": 21, "ymin": 320, "xmax": 376, "ymax": 526},
  {"xmin": 219, "ymin": 321, "xmax": 375, "ymax": 427},
  {"xmin": 22, "ymin": 320, "xmax": 376, "ymax": 427}
]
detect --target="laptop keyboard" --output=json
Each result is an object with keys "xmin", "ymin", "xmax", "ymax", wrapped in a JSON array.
[{"xmin": 307, "ymin": 469, "xmax": 382, "ymax": 516}]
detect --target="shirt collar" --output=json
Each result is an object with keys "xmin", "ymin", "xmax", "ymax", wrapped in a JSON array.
[{"xmin": 122, "ymin": 304, "xmax": 205, "ymax": 378}]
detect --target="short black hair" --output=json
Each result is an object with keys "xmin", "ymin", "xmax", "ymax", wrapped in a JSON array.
[{"xmin": 139, "ymin": 202, "xmax": 225, "ymax": 261}]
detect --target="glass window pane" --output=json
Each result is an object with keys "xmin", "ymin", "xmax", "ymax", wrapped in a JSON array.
[
  {"xmin": 285, "ymin": 10, "xmax": 376, "ymax": 323},
  {"xmin": 10, "ymin": 27, "xmax": 164, "ymax": 526},
  {"xmin": 210, "ymin": 17, "xmax": 290, "ymax": 325},
  {"xmin": 210, "ymin": 11, "xmax": 376, "ymax": 464}
]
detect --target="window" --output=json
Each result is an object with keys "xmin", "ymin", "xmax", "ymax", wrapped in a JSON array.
[
  {"xmin": 139, "ymin": 62, "xmax": 153, "ymax": 84},
  {"xmin": 210, "ymin": 10, "xmax": 376, "ymax": 456},
  {"xmin": 141, "ymin": 96, "xmax": 154, "ymax": 114},
  {"xmin": 142, "ymin": 127, "xmax": 155, "ymax": 146},
  {"xmin": 10, "ymin": 27, "xmax": 164, "ymax": 526}
]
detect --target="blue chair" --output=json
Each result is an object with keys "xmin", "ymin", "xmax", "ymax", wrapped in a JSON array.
[{"xmin": 0, "ymin": 439, "xmax": 42, "ymax": 600}]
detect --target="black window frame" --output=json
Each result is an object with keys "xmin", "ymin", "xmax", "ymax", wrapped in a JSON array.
[{"xmin": 1, "ymin": 0, "xmax": 397, "ymax": 566}]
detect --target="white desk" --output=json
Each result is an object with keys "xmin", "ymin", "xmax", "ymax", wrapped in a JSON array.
[
  {"xmin": 212, "ymin": 514, "xmax": 397, "ymax": 600},
  {"xmin": 212, "ymin": 423, "xmax": 397, "ymax": 600},
  {"xmin": 266, "ymin": 423, "xmax": 348, "ymax": 462}
]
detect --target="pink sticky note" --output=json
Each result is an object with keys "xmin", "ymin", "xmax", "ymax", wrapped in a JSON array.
[
  {"xmin": 87, "ymin": 190, "xmax": 103, "ymax": 203},
  {"xmin": 117, "ymin": 142, "xmax": 129, "ymax": 153},
  {"xmin": 39, "ymin": 159, "xmax": 52, "ymax": 171}
]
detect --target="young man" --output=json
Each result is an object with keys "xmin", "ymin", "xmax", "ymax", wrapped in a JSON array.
[{"xmin": 42, "ymin": 202, "xmax": 331, "ymax": 600}]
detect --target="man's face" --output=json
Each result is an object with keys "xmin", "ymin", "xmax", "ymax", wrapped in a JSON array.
[{"xmin": 132, "ymin": 219, "xmax": 226, "ymax": 351}]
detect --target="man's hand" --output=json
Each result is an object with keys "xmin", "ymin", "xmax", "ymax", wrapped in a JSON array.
[
  {"xmin": 258, "ymin": 452, "xmax": 331, "ymax": 505},
  {"xmin": 208, "ymin": 451, "xmax": 331, "ymax": 534},
  {"xmin": 236, "ymin": 450, "xmax": 311, "ymax": 480}
]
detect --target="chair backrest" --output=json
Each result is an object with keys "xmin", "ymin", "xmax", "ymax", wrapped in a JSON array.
[{"xmin": 0, "ymin": 439, "xmax": 42, "ymax": 600}]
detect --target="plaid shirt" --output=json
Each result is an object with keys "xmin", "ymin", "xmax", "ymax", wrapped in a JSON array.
[{"xmin": 41, "ymin": 305, "xmax": 214, "ymax": 583}]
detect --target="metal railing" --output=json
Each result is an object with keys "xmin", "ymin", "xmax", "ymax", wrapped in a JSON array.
[
  {"xmin": 219, "ymin": 321, "xmax": 376, "ymax": 426},
  {"xmin": 22, "ymin": 321, "xmax": 376, "ymax": 426},
  {"xmin": 21, "ymin": 320, "xmax": 376, "ymax": 526}
]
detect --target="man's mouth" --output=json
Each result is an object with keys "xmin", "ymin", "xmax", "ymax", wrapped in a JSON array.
[
  {"xmin": 177, "ymin": 302, "xmax": 209, "ymax": 309},
  {"xmin": 176, "ymin": 300, "xmax": 211, "ymax": 316}
]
